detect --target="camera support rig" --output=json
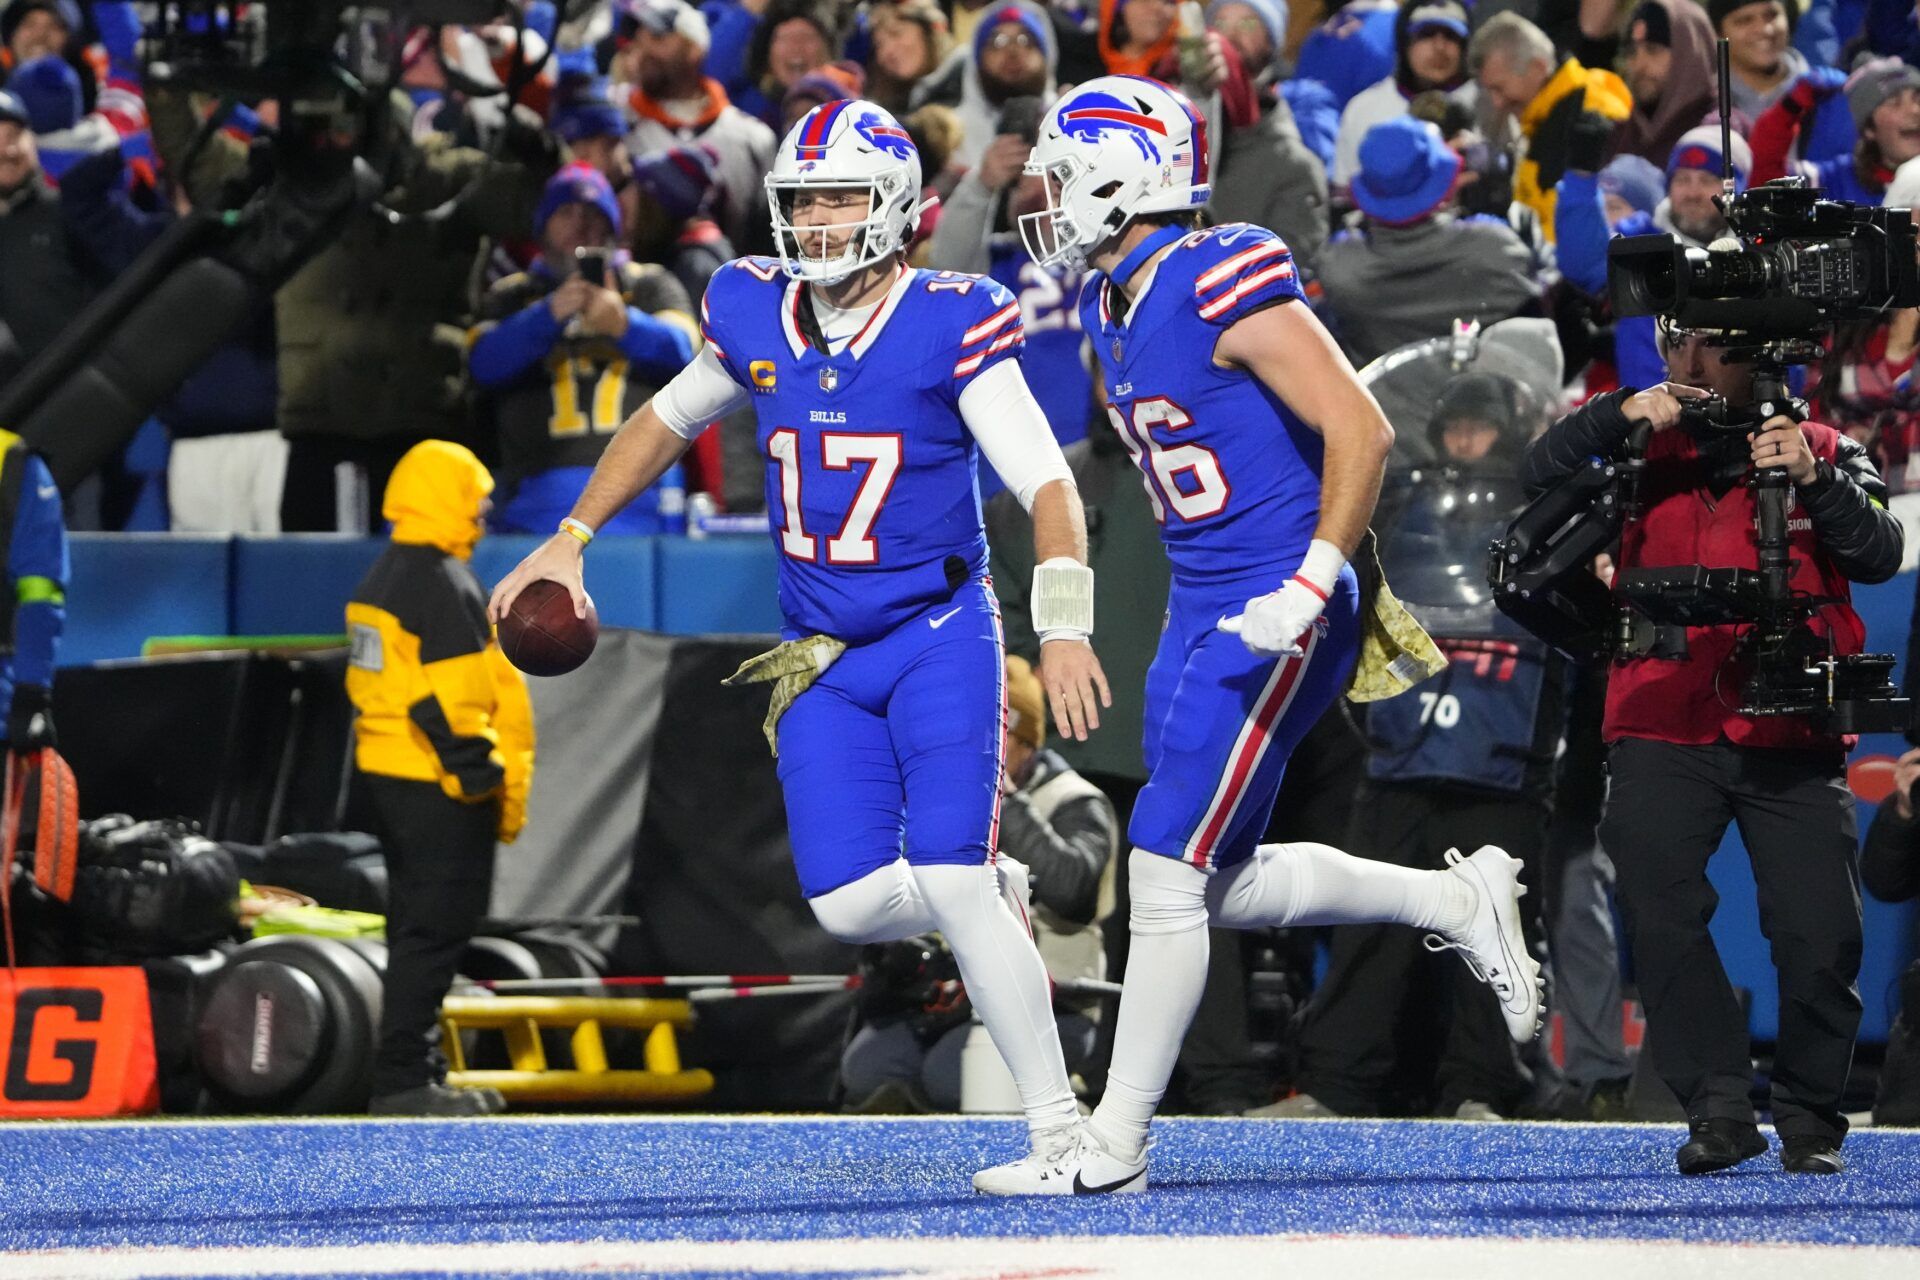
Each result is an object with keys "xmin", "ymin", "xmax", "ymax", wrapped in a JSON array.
[
  {"xmin": 1489, "ymin": 344, "xmax": 1911, "ymax": 736},
  {"xmin": 1490, "ymin": 37, "xmax": 1913, "ymax": 737}
]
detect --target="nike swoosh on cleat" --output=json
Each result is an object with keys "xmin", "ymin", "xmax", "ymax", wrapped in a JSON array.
[
  {"xmin": 1072, "ymin": 1168, "xmax": 1141, "ymax": 1195},
  {"xmin": 1468, "ymin": 859, "xmax": 1529, "ymax": 1013},
  {"xmin": 928, "ymin": 606, "xmax": 964, "ymax": 629}
]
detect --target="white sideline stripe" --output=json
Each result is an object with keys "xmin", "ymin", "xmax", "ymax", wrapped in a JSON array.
[
  {"xmin": 0, "ymin": 1111, "xmax": 1866, "ymax": 1132},
  {"xmin": 8, "ymin": 1233, "xmax": 1919, "ymax": 1280}
]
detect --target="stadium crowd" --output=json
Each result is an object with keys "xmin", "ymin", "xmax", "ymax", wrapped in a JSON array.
[
  {"xmin": 7, "ymin": 0, "xmax": 1920, "ymax": 526},
  {"xmin": 5, "ymin": 0, "xmax": 1920, "ymax": 1137}
]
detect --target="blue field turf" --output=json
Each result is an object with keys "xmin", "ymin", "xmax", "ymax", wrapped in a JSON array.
[{"xmin": 2, "ymin": 1115, "xmax": 1919, "ymax": 1261}]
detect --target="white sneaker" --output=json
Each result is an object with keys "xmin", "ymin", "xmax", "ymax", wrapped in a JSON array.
[
  {"xmin": 1069, "ymin": 1125, "xmax": 1149, "ymax": 1195},
  {"xmin": 971, "ymin": 1121, "xmax": 1084, "ymax": 1195},
  {"xmin": 1425, "ymin": 845, "xmax": 1544, "ymax": 1043}
]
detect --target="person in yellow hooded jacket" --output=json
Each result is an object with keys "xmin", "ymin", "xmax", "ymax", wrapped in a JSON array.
[
  {"xmin": 1469, "ymin": 11, "xmax": 1631, "ymax": 241},
  {"xmin": 346, "ymin": 440, "xmax": 534, "ymax": 1116}
]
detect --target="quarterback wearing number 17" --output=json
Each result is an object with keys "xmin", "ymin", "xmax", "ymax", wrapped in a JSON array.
[
  {"xmin": 488, "ymin": 99, "xmax": 1112, "ymax": 1191},
  {"xmin": 1003, "ymin": 76, "xmax": 1548, "ymax": 1194}
]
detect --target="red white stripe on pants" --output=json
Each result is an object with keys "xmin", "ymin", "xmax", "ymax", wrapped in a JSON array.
[
  {"xmin": 1183, "ymin": 626, "xmax": 1319, "ymax": 869},
  {"xmin": 986, "ymin": 583, "xmax": 1006, "ymax": 861}
]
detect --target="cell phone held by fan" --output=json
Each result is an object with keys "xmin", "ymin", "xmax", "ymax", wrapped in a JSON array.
[{"xmin": 575, "ymin": 246, "xmax": 610, "ymax": 287}]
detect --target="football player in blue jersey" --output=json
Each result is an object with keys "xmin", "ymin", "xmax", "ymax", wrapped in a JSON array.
[
  {"xmin": 490, "ymin": 98, "xmax": 1112, "ymax": 1193},
  {"xmin": 1011, "ymin": 75, "xmax": 1546, "ymax": 1193}
]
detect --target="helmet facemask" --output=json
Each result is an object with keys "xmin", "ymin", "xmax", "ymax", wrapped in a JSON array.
[
  {"xmin": 1017, "ymin": 153, "xmax": 1098, "ymax": 269},
  {"xmin": 767, "ymin": 170, "xmax": 915, "ymax": 285}
]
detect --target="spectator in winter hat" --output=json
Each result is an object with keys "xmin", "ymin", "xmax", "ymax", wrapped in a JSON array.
[
  {"xmin": 1596, "ymin": 152, "xmax": 1664, "ymax": 223},
  {"xmin": 1554, "ymin": 122, "xmax": 1746, "ymax": 395},
  {"xmin": 5, "ymin": 54, "xmax": 111, "ymax": 183},
  {"xmin": 0, "ymin": 85, "xmax": 99, "ymax": 372},
  {"xmin": 468, "ymin": 163, "xmax": 696, "ymax": 536},
  {"xmin": 1611, "ymin": 0, "xmax": 1717, "ymax": 167},
  {"xmin": 1349, "ymin": 114, "xmax": 1459, "ymax": 225},
  {"xmin": 1, "ymin": 0, "xmax": 76, "ymax": 70},
  {"xmin": 1750, "ymin": 57, "xmax": 1920, "ymax": 205},
  {"xmin": 631, "ymin": 142, "xmax": 734, "ymax": 300},
  {"xmin": 550, "ymin": 51, "xmax": 640, "ymax": 253},
  {"xmin": 1318, "ymin": 116, "xmax": 1541, "ymax": 365},
  {"xmin": 619, "ymin": 0, "xmax": 776, "ymax": 255},
  {"xmin": 912, "ymin": 0, "xmax": 1058, "ymax": 169},
  {"xmin": 1335, "ymin": 0, "xmax": 1473, "ymax": 187},
  {"xmin": 1664, "ymin": 125, "xmax": 1751, "ymax": 243},
  {"xmin": 1207, "ymin": 0, "xmax": 1286, "ymax": 82}
]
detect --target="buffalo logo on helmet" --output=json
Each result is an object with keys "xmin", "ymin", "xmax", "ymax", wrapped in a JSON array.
[
  {"xmin": 853, "ymin": 110, "xmax": 916, "ymax": 161},
  {"xmin": 1058, "ymin": 91, "xmax": 1168, "ymax": 161}
]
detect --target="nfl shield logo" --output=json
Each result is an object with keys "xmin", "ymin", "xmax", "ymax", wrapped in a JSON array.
[{"xmin": 819, "ymin": 366, "xmax": 839, "ymax": 391}]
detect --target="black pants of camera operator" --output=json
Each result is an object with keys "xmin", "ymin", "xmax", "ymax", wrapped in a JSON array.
[
  {"xmin": 1295, "ymin": 783, "xmax": 1549, "ymax": 1116},
  {"xmin": 365, "ymin": 774, "xmax": 499, "ymax": 1096},
  {"xmin": 1602, "ymin": 738, "xmax": 1862, "ymax": 1145}
]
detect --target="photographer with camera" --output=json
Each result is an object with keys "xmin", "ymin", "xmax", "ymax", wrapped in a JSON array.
[
  {"xmin": 468, "ymin": 164, "xmax": 696, "ymax": 535},
  {"xmin": 1522, "ymin": 326, "xmax": 1903, "ymax": 1175}
]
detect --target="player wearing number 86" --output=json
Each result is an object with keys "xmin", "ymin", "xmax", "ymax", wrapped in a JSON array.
[
  {"xmin": 1014, "ymin": 74, "xmax": 1544, "ymax": 1194},
  {"xmin": 488, "ymin": 99, "xmax": 1113, "ymax": 1193}
]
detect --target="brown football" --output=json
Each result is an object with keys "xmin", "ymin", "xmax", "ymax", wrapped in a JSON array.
[{"xmin": 499, "ymin": 579, "xmax": 599, "ymax": 676}]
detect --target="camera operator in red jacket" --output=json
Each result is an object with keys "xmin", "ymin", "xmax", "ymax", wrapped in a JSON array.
[{"xmin": 1523, "ymin": 323, "xmax": 1903, "ymax": 1176}]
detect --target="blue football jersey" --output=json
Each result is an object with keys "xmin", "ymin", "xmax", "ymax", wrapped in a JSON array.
[
  {"xmin": 987, "ymin": 242, "xmax": 1092, "ymax": 457},
  {"xmin": 1081, "ymin": 223, "xmax": 1322, "ymax": 583},
  {"xmin": 701, "ymin": 257, "xmax": 1026, "ymax": 642}
]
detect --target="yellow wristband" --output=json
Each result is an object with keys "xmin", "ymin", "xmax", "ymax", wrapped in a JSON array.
[{"xmin": 559, "ymin": 518, "xmax": 595, "ymax": 546}]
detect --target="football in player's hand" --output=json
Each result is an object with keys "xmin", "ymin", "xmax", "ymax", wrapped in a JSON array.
[{"xmin": 499, "ymin": 579, "xmax": 598, "ymax": 676}]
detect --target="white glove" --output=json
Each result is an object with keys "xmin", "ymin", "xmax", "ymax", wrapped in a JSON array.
[
  {"xmin": 1219, "ymin": 579, "xmax": 1327, "ymax": 657},
  {"xmin": 1218, "ymin": 540, "xmax": 1344, "ymax": 657}
]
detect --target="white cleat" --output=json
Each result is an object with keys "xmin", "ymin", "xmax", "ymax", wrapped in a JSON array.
[
  {"xmin": 1426, "ymin": 845, "xmax": 1545, "ymax": 1043},
  {"xmin": 971, "ymin": 1121, "xmax": 1086, "ymax": 1195},
  {"xmin": 1069, "ymin": 1125, "xmax": 1148, "ymax": 1196}
]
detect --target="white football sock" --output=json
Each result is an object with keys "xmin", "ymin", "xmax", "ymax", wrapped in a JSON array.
[
  {"xmin": 913, "ymin": 861, "xmax": 1079, "ymax": 1136},
  {"xmin": 1088, "ymin": 849, "xmax": 1212, "ymax": 1159},
  {"xmin": 1207, "ymin": 840, "xmax": 1472, "ymax": 934},
  {"xmin": 807, "ymin": 860, "xmax": 937, "ymax": 943}
]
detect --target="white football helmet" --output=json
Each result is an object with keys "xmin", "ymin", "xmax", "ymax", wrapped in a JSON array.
[
  {"xmin": 766, "ymin": 99, "xmax": 924, "ymax": 285},
  {"xmin": 1019, "ymin": 75, "xmax": 1211, "ymax": 269}
]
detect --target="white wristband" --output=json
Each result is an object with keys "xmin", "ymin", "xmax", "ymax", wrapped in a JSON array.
[
  {"xmin": 1295, "ymin": 539, "xmax": 1345, "ymax": 595},
  {"xmin": 1032, "ymin": 556, "xmax": 1094, "ymax": 642}
]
